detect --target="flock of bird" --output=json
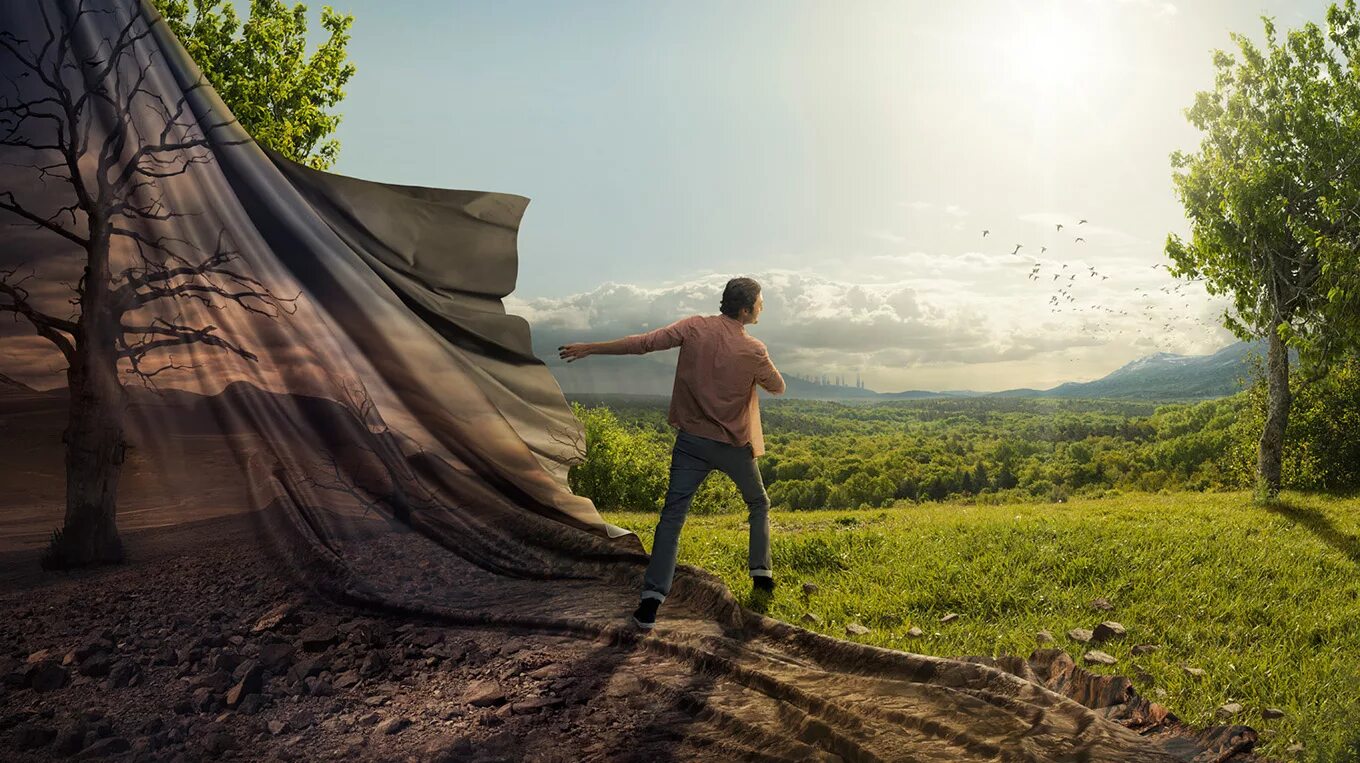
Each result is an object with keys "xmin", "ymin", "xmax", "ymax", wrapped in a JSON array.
[{"xmin": 979, "ymin": 217, "xmax": 1218, "ymax": 359}]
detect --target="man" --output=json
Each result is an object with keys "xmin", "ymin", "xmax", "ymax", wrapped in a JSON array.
[{"xmin": 557, "ymin": 277, "xmax": 785, "ymax": 630}]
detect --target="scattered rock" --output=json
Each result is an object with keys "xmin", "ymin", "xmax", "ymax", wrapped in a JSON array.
[
  {"xmin": 800, "ymin": 613, "xmax": 823, "ymax": 625},
  {"xmin": 1091, "ymin": 621, "xmax": 1126, "ymax": 643},
  {"xmin": 802, "ymin": 583, "xmax": 819, "ymax": 596},
  {"xmin": 845, "ymin": 623, "xmax": 871, "ymax": 636},
  {"xmin": 258, "ymin": 643, "xmax": 295, "ymax": 672},
  {"xmin": 251, "ymin": 603, "xmax": 297, "ymax": 634},
  {"xmin": 75, "ymin": 736, "xmax": 131, "ymax": 758},
  {"xmin": 1082, "ymin": 650, "xmax": 1117, "ymax": 666},
  {"xmin": 1130, "ymin": 644, "xmax": 1159, "ymax": 656},
  {"xmin": 298, "ymin": 624, "xmax": 338, "ymax": 652},
  {"xmin": 1216, "ymin": 702, "xmax": 1244, "ymax": 719},
  {"xmin": 939, "ymin": 613, "xmax": 960, "ymax": 624},
  {"xmin": 512, "ymin": 696, "xmax": 565, "ymax": 714},
  {"xmin": 1067, "ymin": 628, "xmax": 1094, "ymax": 644},
  {"xmin": 27, "ymin": 661, "xmax": 69, "ymax": 692},
  {"xmin": 462, "ymin": 680, "xmax": 507, "ymax": 707},
  {"xmin": 14, "ymin": 722, "xmax": 56, "ymax": 750},
  {"xmin": 374, "ymin": 717, "xmax": 410, "ymax": 735},
  {"xmin": 106, "ymin": 660, "xmax": 140, "ymax": 689},
  {"xmin": 1262, "ymin": 707, "xmax": 1286, "ymax": 720},
  {"xmin": 1088, "ymin": 598, "xmax": 1114, "ymax": 611},
  {"xmin": 1182, "ymin": 666, "xmax": 1206, "ymax": 679},
  {"xmin": 1035, "ymin": 630, "xmax": 1055, "ymax": 644},
  {"xmin": 906, "ymin": 627, "xmax": 924, "ymax": 638}
]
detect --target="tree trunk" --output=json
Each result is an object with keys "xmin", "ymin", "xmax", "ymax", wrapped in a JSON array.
[
  {"xmin": 44, "ymin": 348, "xmax": 127, "ymax": 569},
  {"xmin": 1255, "ymin": 323, "xmax": 1291, "ymax": 502},
  {"xmin": 45, "ymin": 235, "xmax": 128, "ymax": 569}
]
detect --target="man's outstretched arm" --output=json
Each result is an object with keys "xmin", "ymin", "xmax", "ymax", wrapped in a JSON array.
[
  {"xmin": 559, "ymin": 316, "xmax": 694, "ymax": 362},
  {"xmin": 755, "ymin": 346, "xmax": 786, "ymax": 395}
]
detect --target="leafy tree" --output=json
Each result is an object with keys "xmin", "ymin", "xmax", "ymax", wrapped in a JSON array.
[
  {"xmin": 1166, "ymin": 5, "xmax": 1360, "ymax": 501},
  {"xmin": 154, "ymin": 0, "xmax": 357, "ymax": 169}
]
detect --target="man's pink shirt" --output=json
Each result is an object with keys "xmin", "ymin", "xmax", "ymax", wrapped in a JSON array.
[{"xmin": 615, "ymin": 314, "xmax": 785, "ymax": 457}]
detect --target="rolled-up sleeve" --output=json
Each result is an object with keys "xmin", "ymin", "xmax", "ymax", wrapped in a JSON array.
[
  {"xmin": 754, "ymin": 345, "xmax": 785, "ymax": 394},
  {"xmin": 617, "ymin": 316, "xmax": 694, "ymax": 354}
]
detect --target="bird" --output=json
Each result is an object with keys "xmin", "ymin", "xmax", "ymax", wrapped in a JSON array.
[
  {"xmin": 1101, "ymin": 275, "xmax": 1109, "ymax": 280},
  {"xmin": 1062, "ymin": 263, "xmax": 1068, "ymax": 269},
  {"xmin": 1056, "ymin": 223, "xmax": 1064, "ymax": 232},
  {"xmin": 1040, "ymin": 246, "xmax": 1047, "ymax": 253},
  {"xmin": 1053, "ymin": 274, "xmax": 1060, "ymax": 281},
  {"xmin": 982, "ymin": 230, "xmax": 990, "ymax": 237},
  {"xmin": 1078, "ymin": 219, "xmax": 1088, "ymax": 225},
  {"xmin": 1152, "ymin": 263, "xmax": 1164, "ymax": 270},
  {"xmin": 1012, "ymin": 244, "xmax": 1022, "ymax": 255},
  {"xmin": 1075, "ymin": 237, "xmax": 1085, "ymax": 243}
]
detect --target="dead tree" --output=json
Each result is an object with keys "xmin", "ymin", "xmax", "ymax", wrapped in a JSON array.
[{"xmin": 0, "ymin": 2, "xmax": 298, "ymax": 568}]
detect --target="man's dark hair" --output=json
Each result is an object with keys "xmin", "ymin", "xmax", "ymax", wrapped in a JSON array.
[{"xmin": 720, "ymin": 277, "xmax": 761, "ymax": 319}]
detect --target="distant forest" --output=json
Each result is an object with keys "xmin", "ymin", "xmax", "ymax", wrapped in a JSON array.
[{"xmin": 567, "ymin": 356, "xmax": 1360, "ymax": 515}]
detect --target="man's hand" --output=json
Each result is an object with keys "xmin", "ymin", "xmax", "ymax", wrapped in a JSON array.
[{"xmin": 558, "ymin": 343, "xmax": 595, "ymax": 362}]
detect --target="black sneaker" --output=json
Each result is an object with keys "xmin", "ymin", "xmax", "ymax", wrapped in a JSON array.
[
  {"xmin": 631, "ymin": 598, "xmax": 660, "ymax": 630},
  {"xmin": 752, "ymin": 576, "xmax": 775, "ymax": 594}
]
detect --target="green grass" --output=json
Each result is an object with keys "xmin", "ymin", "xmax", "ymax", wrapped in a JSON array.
[{"xmin": 605, "ymin": 490, "xmax": 1360, "ymax": 763}]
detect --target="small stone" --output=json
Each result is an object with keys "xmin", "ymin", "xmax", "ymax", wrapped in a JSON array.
[
  {"xmin": 845, "ymin": 623, "xmax": 870, "ymax": 636},
  {"xmin": 252, "ymin": 603, "xmax": 297, "ymax": 634},
  {"xmin": 1088, "ymin": 598, "xmax": 1114, "ymax": 611},
  {"xmin": 334, "ymin": 670, "xmax": 361, "ymax": 690},
  {"xmin": 27, "ymin": 661, "xmax": 69, "ymax": 692},
  {"xmin": 802, "ymin": 583, "xmax": 819, "ymax": 596},
  {"xmin": 1082, "ymin": 650, "xmax": 1117, "ymax": 666},
  {"xmin": 1182, "ymin": 666, "xmax": 1206, "ymax": 679},
  {"xmin": 1130, "ymin": 644, "xmax": 1159, "ymax": 656},
  {"xmin": 298, "ymin": 625, "xmax": 338, "ymax": 652},
  {"xmin": 800, "ymin": 613, "xmax": 822, "ymax": 626},
  {"xmin": 14, "ymin": 722, "xmax": 56, "ymax": 750},
  {"xmin": 1035, "ymin": 630, "xmax": 1055, "ymax": 644},
  {"xmin": 463, "ymin": 680, "xmax": 506, "ymax": 707},
  {"xmin": 1091, "ymin": 621, "xmax": 1126, "ymax": 643},
  {"xmin": 906, "ymin": 627, "xmax": 924, "ymax": 637},
  {"xmin": 106, "ymin": 660, "xmax": 140, "ymax": 689},
  {"xmin": 1067, "ymin": 628, "xmax": 1094, "ymax": 643},
  {"xmin": 258, "ymin": 643, "xmax": 295, "ymax": 672},
  {"xmin": 268, "ymin": 720, "xmax": 288, "ymax": 736},
  {"xmin": 511, "ymin": 696, "xmax": 564, "ymax": 714},
  {"xmin": 939, "ymin": 613, "xmax": 960, "ymax": 624},
  {"xmin": 78, "ymin": 652, "xmax": 112, "ymax": 678},
  {"xmin": 76, "ymin": 736, "xmax": 131, "ymax": 758},
  {"xmin": 1262, "ymin": 708, "xmax": 1286, "ymax": 720},
  {"xmin": 374, "ymin": 717, "xmax": 410, "ymax": 735},
  {"xmin": 1216, "ymin": 702, "xmax": 1244, "ymax": 719},
  {"xmin": 1286, "ymin": 742, "xmax": 1305, "ymax": 753}
]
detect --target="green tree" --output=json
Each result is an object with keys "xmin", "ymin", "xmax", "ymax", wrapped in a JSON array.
[
  {"xmin": 1166, "ymin": 5, "xmax": 1360, "ymax": 502},
  {"xmin": 154, "ymin": 0, "xmax": 357, "ymax": 169}
]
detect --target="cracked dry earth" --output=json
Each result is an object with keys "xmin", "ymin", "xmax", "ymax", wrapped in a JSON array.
[{"xmin": 0, "ymin": 507, "xmax": 1266, "ymax": 763}]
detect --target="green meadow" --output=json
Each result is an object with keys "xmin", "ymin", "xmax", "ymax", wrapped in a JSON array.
[{"xmin": 606, "ymin": 490, "xmax": 1360, "ymax": 763}]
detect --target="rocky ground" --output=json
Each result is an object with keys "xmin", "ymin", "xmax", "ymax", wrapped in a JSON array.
[{"xmin": 0, "ymin": 518, "xmax": 760, "ymax": 763}]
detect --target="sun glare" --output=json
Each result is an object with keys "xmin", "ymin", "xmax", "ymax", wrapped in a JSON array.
[{"xmin": 972, "ymin": 3, "xmax": 1119, "ymax": 124}]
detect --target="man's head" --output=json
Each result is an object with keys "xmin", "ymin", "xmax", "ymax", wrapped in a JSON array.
[{"xmin": 720, "ymin": 277, "xmax": 763, "ymax": 325}]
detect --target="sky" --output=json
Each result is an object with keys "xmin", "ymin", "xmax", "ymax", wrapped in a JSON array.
[{"xmin": 276, "ymin": 1, "xmax": 1327, "ymax": 392}]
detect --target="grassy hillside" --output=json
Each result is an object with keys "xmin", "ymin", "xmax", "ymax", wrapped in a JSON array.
[{"xmin": 605, "ymin": 490, "xmax": 1360, "ymax": 762}]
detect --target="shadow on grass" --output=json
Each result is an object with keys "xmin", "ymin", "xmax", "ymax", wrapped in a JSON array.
[{"xmin": 1262, "ymin": 499, "xmax": 1360, "ymax": 565}]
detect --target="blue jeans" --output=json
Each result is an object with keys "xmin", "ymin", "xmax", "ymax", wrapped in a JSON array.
[{"xmin": 641, "ymin": 429, "xmax": 772, "ymax": 603}]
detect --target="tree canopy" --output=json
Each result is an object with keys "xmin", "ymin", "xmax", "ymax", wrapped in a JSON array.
[
  {"xmin": 1166, "ymin": 2, "xmax": 1360, "ymax": 381},
  {"xmin": 155, "ymin": 0, "xmax": 357, "ymax": 169}
]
